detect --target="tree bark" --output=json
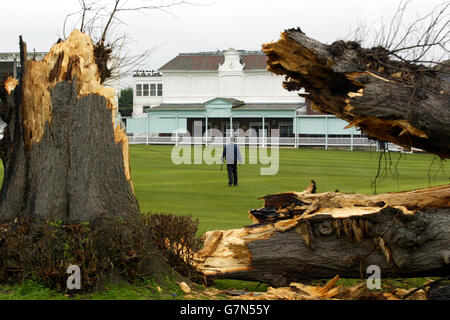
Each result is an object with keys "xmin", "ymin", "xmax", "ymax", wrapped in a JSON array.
[
  {"xmin": 0, "ymin": 30, "xmax": 140, "ymax": 224},
  {"xmin": 193, "ymin": 183, "xmax": 450, "ymax": 287},
  {"xmin": 262, "ymin": 29, "xmax": 450, "ymax": 158},
  {"xmin": 190, "ymin": 30, "xmax": 450, "ymax": 287}
]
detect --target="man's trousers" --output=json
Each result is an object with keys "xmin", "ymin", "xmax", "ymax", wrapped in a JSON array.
[{"xmin": 227, "ymin": 164, "xmax": 238, "ymax": 186}]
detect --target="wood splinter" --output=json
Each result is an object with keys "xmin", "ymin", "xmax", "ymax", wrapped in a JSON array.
[{"xmin": 193, "ymin": 181, "xmax": 450, "ymax": 286}]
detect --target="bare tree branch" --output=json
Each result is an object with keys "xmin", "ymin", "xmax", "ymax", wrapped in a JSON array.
[
  {"xmin": 344, "ymin": 0, "xmax": 449, "ymax": 68},
  {"xmin": 61, "ymin": 0, "xmax": 203, "ymax": 83}
]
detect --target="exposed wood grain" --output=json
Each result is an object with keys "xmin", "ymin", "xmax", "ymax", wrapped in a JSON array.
[
  {"xmin": 194, "ymin": 184, "xmax": 450, "ymax": 286},
  {"xmin": 262, "ymin": 29, "xmax": 450, "ymax": 158},
  {"xmin": 0, "ymin": 31, "xmax": 139, "ymax": 223}
]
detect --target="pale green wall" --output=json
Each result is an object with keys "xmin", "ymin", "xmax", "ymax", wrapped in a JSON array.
[
  {"xmin": 127, "ymin": 108, "xmax": 358, "ymax": 136},
  {"xmin": 206, "ymin": 99, "xmax": 232, "ymax": 108},
  {"xmin": 149, "ymin": 117, "xmax": 187, "ymax": 134},
  {"xmin": 327, "ymin": 117, "xmax": 357, "ymax": 134},
  {"xmin": 207, "ymin": 109, "xmax": 231, "ymax": 117},
  {"xmin": 126, "ymin": 118, "xmax": 147, "ymax": 134},
  {"xmin": 296, "ymin": 116, "xmax": 358, "ymax": 135},
  {"xmin": 125, "ymin": 117, "xmax": 187, "ymax": 134},
  {"xmin": 230, "ymin": 110, "xmax": 296, "ymax": 118},
  {"xmin": 205, "ymin": 98, "xmax": 232, "ymax": 118}
]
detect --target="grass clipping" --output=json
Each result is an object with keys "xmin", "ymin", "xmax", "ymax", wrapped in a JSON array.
[{"xmin": 22, "ymin": 29, "xmax": 131, "ymax": 181}]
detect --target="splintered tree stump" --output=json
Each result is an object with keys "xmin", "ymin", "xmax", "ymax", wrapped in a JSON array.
[
  {"xmin": 0, "ymin": 30, "xmax": 176, "ymax": 288},
  {"xmin": 262, "ymin": 29, "xmax": 450, "ymax": 158},
  {"xmin": 0, "ymin": 30, "xmax": 140, "ymax": 223},
  {"xmin": 193, "ymin": 183, "xmax": 450, "ymax": 287}
]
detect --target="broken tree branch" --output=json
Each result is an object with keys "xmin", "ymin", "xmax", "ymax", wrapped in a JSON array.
[
  {"xmin": 261, "ymin": 28, "xmax": 450, "ymax": 158},
  {"xmin": 192, "ymin": 182, "xmax": 450, "ymax": 287}
]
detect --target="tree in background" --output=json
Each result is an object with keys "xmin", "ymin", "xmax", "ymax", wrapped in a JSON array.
[{"xmin": 119, "ymin": 87, "xmax": 133, "ymax": 117}]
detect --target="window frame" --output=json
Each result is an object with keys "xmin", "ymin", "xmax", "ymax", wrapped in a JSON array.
[
  {"xmin": 150, "ymin": 84, "xmax": 156, "ymax": 96},
  {"xmin": 157, "ymin": 83, "xmax": 163, "ymax": 96},
  {"xmin": 279, "ymin": 122, "xmax": 294, "ymax": 137},
  {"xmin": 136, "ymin": 84, "xmax": 142, "ymax": 97},
  {"xmin": 143, "ymin": 84, "xmax": 149, "ymax": 96}
]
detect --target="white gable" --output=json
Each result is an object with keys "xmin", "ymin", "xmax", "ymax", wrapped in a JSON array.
[{"xmin": 218, "ymin": 48, "xmax": 244, "ymax": 72}]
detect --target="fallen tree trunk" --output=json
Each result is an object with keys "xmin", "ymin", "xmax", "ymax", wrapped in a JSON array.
[
  {"xmin": 262, "ymin": 29, "xmax": 450, "ymax": 158},
  {"xmin": 193, "ymin": 182, "xmax": 450, "ymax": 287}
]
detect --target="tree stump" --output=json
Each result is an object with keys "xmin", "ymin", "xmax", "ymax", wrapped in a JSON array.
[{"xmin": 0, "ymin": 30, "xmax": 140, "ymax": 224}]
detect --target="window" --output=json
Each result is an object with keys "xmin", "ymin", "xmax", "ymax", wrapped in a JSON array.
[
  {"xmin": 136, "ymin": 84, "xmax": 142, "ymax": 96},
  {"xmin": 150, "ymin": 84, "xmax": 156, "ymax": 96},
  {"xmin": 250, "ymin": 123, "xmax": 269, "ymax": 136},
  {"xmin": 279, "ymin": 123, "xmax": 294, "ymax": 137},
  {"xmin": 223, "ymin": 122, "xmax": 240, "ymax": 137},
  {"xmin": 143, "ymin": 84, "xmax": 149, "ymax": 96},
  {"xmin": 157, "ymin": 84, "xmax": 163, "ymax": 96}
]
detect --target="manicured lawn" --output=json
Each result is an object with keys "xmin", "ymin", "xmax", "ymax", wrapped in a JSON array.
[
  {"xmin": 0, "ymin": 145, "xmax": 447, "ymax": 234},
  {"xmin": 129, "ymin": 145, "xmax": 449, "ymax": 234},
  {"xmin": 0, "ymin": 145, "xmax": 447, "ymax": 299}
]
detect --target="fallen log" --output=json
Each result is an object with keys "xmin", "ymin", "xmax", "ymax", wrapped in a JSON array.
[
  {"xmin": 193, "ymin": 182, "xmax": 450, "ymax": 287},
  {"xmin": 262, "ymin": 29, "xmax": 450, "ymax": 158}
]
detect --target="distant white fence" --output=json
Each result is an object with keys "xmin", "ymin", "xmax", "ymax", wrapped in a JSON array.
[
  {"xmin": 126, "ymin": 135, "xmax": 423, "ymax": 153},
  {"xmin": 127, "ymin": 135, "xmax": 381, "ymax": 150}
]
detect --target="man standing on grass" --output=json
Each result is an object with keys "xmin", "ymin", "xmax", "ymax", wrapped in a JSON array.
[{"xmin": 222, "ymin": 136, "xmax": 242, "ymax": 186}]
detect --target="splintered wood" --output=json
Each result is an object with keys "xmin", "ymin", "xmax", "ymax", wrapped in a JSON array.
[
  {"xmin": 193, "ymin": 228, "xmax": 254, "ymax": 276},
  {"xmin": 20, "ymin": 30, "xmax": 131, "ymax": 182},
  {"xmin": 199, "ymin": 275, "xmax": 427, "ymax": 300},
  {"xmin": 192, "ymin": 181, "xmax": 450, "ymax": 285},
  {"xmin": 3, "ymin": 76, "xmax": 18, "ymax": 94},
  {"xmin": 255, "ymin": 184, "xmax": 449, "ymax": 221},
  {"xmin": 236, "ymin": 276, "xmax": 425, "ymax": 300},
  {"xmin": 262, "ymin": 29, "xmax": 450, "ymax": 158}
]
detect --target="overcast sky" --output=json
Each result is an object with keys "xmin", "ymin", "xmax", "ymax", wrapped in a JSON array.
[{"xmin": 2, "ymin": 0, "xmax": 447, "ymax": 87}]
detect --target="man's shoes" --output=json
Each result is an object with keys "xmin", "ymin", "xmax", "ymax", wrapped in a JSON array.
[
  {"xmin": 228, "ymin": 184, "xmax": 232, "ymax": 187},
  {"xmin": 233, "ymin": 184, "xmax": 238, "ymax": 186}
]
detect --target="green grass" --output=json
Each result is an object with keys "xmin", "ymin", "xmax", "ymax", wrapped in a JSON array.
[
  {"xmin": 77, "ymin": 277, "xmax": 188, "ymax": 300},
  {"xmin": 0, "ymin": 146, "xmax": 447, "ymax": 234},
  {"xmin": 305, "ymin": 277, "xmax": 435, "ymax": 290},
  {"xmin": 0, "ymin": 277, "xmax": 191, "ymax": 300},
  {"xmin": 0, "ymin": 145, "xmax": 448, "ymax": 299},
  {"xmin": 0, "ymin": 280, "xmax": 69, "ymax": 300},
  {"xmin": 213, "ymin": 279, "xmax": 268, "ymax": 292},
  {"xmin": 129, "ymin": 145, "xmax": 448, "ymax": 234}
]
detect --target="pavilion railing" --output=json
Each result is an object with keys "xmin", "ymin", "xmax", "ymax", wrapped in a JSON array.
[
  {"xmin": 125, "ymin": 135, "xmax": 424, "ymax": 153},
  {"xmin": 127, "ymin": 135, "xmax": 379, "ymax": 148}
]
